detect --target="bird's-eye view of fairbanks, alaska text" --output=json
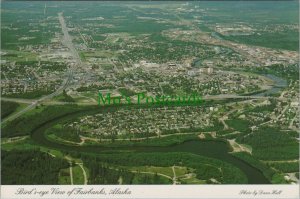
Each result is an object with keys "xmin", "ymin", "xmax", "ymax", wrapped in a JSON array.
[{"xmin": 1, "ymin": 1, "xmax": 299, "ymax": 186}]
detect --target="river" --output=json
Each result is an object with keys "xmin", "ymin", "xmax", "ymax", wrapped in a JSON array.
[
  {"xmin": 30, "ymin": 111, "xmax": 270, "ymax": 184},
  {"xmin": 254, "ymin": 74, "xmax": 288, "ymax": 97},
  {"xmin": 30, "ymin": 73, "xmax": 288, "ymax": 185},
  {"xmin": 30, "ymin": 73, "xmax": 288, "ymax": 184}
]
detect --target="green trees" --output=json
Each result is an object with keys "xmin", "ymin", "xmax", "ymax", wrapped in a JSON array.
[
  {"xmin": 1, "ymin": 105, "xmax": 92, "ymax": 138},
  {"xmin": 1, "ymin": 150, "xmax": 69, "ymax": 184},
  {"xmin": 118, "ymin": 88, "xmax": 136, "ymax": 97},
  {"xmin": 1, "ymin": 101, "xmax": 19, "ymax": 119},
  {"xmin": 268, "ymin": 162, "xmax": 299, "ymax": 173},
  {"xmin": 226, "ymin": 119, "xmax": 252, "ymax": 132},
  {"xmin": 61, "ymin": 90, "xmax": 75, "ymax": 102},
  {"xmin": 86, "ymin": 159, "xmax": 170, "ymax": 184},
  {"xmin": 46, "ymin": 125, "xmax": 81, "ymax": 143},
  {"xmin": 83, "ymin": 152, "xmax": 247, "ymax": 184},
  {"xmin": 237, "ymin": 127, "xmax": 299, "ymax": 160}
]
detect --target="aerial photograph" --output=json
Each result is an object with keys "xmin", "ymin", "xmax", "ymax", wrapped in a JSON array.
[{"xmin": 1, "ymin": 1, "xmax": 299, "ymax": 186}]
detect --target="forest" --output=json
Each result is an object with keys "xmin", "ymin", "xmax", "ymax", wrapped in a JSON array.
[
  {"xmin": 85, "ymin": 159, "xmax": 170, "ymax": 184},
  {"xmin": 46, "ymin": 125, "xmax": 81, "ymax": 143},
  {"xmin": 1, "ymin": 101, "xmax": 19, "ymax": 119},
  {"xmin": 267, "ymin": 162, "xmax": 299, "ymax": 173},
  {"xmin": 237, "ymin": 126, "xmax": 299, "ymax": 160},
  {"xmin": 1, "ymin": 105, "xmax": 94, "ymax": 137},
  {"xmin": 1, "ymin": 149, "xmax": 69, "ymax": 184},
  {"xmin": 82, "ymin": 152, "xmax": 247, "ymax": 184}
]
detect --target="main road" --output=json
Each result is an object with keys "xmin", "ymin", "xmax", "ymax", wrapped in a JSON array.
[{"xmin": 2, "ymin": 13, "xmax": 80, "ymax": 124}]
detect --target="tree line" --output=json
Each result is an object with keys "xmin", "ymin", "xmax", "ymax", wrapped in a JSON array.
[{"xmin": 2, "ymin": 149, "xmax": 69, "ymax": 184}]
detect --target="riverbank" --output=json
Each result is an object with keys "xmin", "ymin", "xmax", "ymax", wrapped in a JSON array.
[{"xmin": 28, "ymin": 108, "xmax": 270, "ymax": 184}]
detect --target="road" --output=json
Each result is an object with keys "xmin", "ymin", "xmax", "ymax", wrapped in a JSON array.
[
  {"xmin": 219, "ymin": 118, "xmax": 229, "ymax": 130},
  {"xmin": 289, "ymin": 115, "xmax": 297, "ymax": 130},
  {"xmin": 172, "ymin": 166, "xmax": 177, "ymax": 185},
  {"xmin": 262, "ymin": 159, "xmax": 299, "ymax": 163},
  {"xmin": 228, "ymin": 139, "xmax": 252, "ymax": 154},
  {"xmin": 1, "ymin": 92, "xmax": 284, "ymax": 125},
  {"xmin": 1, "ymin": 93, "xmax": 280, "ymax": 108},
  {"xmin": 1, "ymin": 12, "xmax": 80, "ymax": 124},
  {"xmin": 1, "ymin": 136, "xmax": 29, "ymax": 144},
  {"xmin": 58, "ymin": 12, "xmax": 82, "ymax": 64},
  {"xmin": 69, "ymin": 162, "xmax": 74, "ymax": 185},
  {"xmin": 77, "ymin": 163, "xmax": 88, "ymax": 185}
]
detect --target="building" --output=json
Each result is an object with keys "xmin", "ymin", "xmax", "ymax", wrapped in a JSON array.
[{"xmin": 199, "ymin": 67, "xmax": 214, "ymax": 74}]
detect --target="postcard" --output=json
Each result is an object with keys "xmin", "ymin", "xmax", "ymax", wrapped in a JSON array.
[{"xmin": 1, "ymin": 0, "xmax": 299, "ymax": 199}]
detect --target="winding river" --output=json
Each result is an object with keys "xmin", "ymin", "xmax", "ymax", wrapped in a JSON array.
[
  {"xmin": 30, "ymin": 110, "xmax": 270, "ymax": 184},
  {"xmin": 29, "ymin": 73, "xmax": 288, "ymax": 185}
]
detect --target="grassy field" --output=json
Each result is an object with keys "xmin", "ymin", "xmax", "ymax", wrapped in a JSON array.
[
  {"xmin": 1, "ymin": 50, "xmax": 39, "ymax": 62},
  {"xmin": 119, "ymin": 165, "xmax": 205, "ymax": 184},
  {"xmin": 181, "ymin": 175, "xmax": 206, "ymax": 184},
  {"xmin": 174, "ymin": 166, "xmax": 189, "ymax": 177},
  {"xmin": 126, "ymin": 166, "xmax": 174, "ymax": 178},
  {"xmin": 1, "ymin": 138, "xmax": 39, "ymax": 151},
  {"xmin": 72, "ymin": 165, "xmax": 85, "ymax": 185},
  {"xmin": 58, "ymin": 168, "xmax": 71, "ymax": 185}
]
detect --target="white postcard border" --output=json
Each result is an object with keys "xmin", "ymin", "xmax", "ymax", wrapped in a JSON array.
[{"xmin": 1, "ymin": 185, "xmax": 299, "ymax": 199}]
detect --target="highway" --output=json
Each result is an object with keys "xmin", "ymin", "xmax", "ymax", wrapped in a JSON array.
[
  {"xmin": 2, "ymin": 12, "xmax": 80, "ymax": 124},
  {"xmin": 1, "ymin": 93, "xmax": 285, "ymax": 110},
  {"xmin": 58, "ymin": 12, "xmax": 82, "ymax": 64},
  {"xmin": 0, "ymin": 13, "xmax": 287, "ymax": 124}
]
